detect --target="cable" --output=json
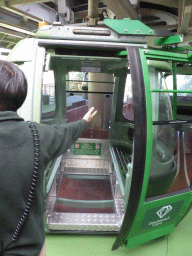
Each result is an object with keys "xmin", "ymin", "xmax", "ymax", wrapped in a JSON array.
[{"xmin": 12, "ymin": 122, "xmax": 40, "ymax": 242}]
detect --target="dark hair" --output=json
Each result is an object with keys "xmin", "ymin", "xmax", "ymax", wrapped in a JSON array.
[{"xmin": 0, "ymin": 60, "xmax": 27, "ymax": 111}]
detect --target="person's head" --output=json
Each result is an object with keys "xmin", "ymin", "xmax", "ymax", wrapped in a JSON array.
[{"xmin": 0, "ymin": 60, "xmax": 27, "ymax": 111}]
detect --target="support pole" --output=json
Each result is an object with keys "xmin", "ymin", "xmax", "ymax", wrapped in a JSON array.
[{"xmin": 87, "ymin": 0, "xmax": 99, "ymax": 26}]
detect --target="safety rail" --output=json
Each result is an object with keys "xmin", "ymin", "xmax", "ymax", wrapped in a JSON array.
[
  {"xmin": 112, "ymin": 145, "xmax": 131, "ymax": 176},
  {"xmin": 151, "ymin": 89, "xmax": 192, "ymax": 93},
  {"xmin": 110, "ymin": 145, "xmax": 132, "ymax": 200}
]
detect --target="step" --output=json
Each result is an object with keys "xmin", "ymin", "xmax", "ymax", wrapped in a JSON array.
[{"xmin": 46, "ymin": 198, "xmax": 124, "ymax": 232}]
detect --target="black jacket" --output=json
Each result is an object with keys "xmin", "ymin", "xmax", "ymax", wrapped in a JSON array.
[{"xmin": 0, "ymin": 111, "xmax": 88, "ymax": 256}]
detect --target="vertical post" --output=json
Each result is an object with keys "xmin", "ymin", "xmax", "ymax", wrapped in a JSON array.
[
  {"xmin": 172, "ymin": 62, "xmax": 177, "ymax": 120},
  {"xmin": 87, "ymin": 0, "xmax": 99, "ymax": 26},
  {"xmin": 54, "ymin": 61, "xmax": 67, "ymax": 123}
]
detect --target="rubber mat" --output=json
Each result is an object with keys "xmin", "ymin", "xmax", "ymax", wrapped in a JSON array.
[{"xmin": 53, "ymin": 177, "xmax": 114, "ymax": 213}]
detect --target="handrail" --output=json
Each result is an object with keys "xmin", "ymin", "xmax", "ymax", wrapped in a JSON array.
[
  {"xmin": 66, "ymin": 79, "xmax": 115, "ymax": 84},
  {"xmin": 182, "ymin": 132, "xmax": 191, "ymax": 187},
  {"xmin": 66, "ymin": 90, "xmax": 113, "ymax": 94}
]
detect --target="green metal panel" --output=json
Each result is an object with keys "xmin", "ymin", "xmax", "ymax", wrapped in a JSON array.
[
  {"xmin": 126, "ymin": 225, "xmax": 174, "ymax": 247},
  {"xmin": 104, "ymin": 18, "xmax": 154, "ymax": 35},
  {"xmin": 151, "ymin": 90, "xmax": 192, "ymax": 93},
  {"xmin": 124, "ymin": 190, "xmax": 192, "ymax": 248},
  {"xmin": 142, "ymin": 49, "xmax": 189, "ymax": 62},
  {"xmin": 45, "ymin": 156, "xmax": 62, "ymax": 195},
  {"xmin": 172, "ymin": 62, "xmax": 177, "ymax": 120},
  {"xmin": 138, "ymin": 49, "xmax": 153, "ymax": 203},
  {"xmin": 120, "ymin": 47, "xmax": 192, "ymax": 248},
  {"xmin": 74, "ymin": 142, "xmax": 101, "ymax": 156},
  {"xmin": 56, "ymin": 198, "xmax": 114, "ymax": 208},
  {"xmin": 147, "ymin": 60, "xmax": 172, "ymax": 71},
  {"xmin": 154, "ymin": 35, "xmax": 183, "ymax": 46}
]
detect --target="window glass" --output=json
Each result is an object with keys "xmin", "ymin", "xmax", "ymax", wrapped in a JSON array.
[
  {"xmin": 67, "ymin": 71, "xmax": 114, "ymax": 139},
  {"xmin": 149, "ymin": 67, "xmax": 173, "ymax": 122},
  {"xmin": 166, "ymin": 74, "xmax": 192, "ymax": 94},
  {"xmin": 146, "ymin": 60, "xmax": 192, "ymax": 199},
  {"xmin": 41, "ymin": 71, "xmax": 56, "ymax": 119},
  {"xmin": 165, "ymin": 66, "xmax": 192, "ymax": 119},
  {"xmin": 122, "ymin": 74, "xmax": 134, "ymax": 121},
  {"xmin": 146, "ymin": 123, "xmax": 192, "ymax": 198}
]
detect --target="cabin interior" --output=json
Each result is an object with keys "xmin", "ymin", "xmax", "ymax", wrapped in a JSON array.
[{"xmin": 42, "ymin": 46, "xmax": 192, "ymax": 234}]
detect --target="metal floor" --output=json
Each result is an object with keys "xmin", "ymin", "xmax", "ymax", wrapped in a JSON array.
[{"xmin": 45, "ymin": 206, "xmax": 192, "ymax": 256}]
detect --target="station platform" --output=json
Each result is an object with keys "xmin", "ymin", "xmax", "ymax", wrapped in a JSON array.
[{"xmin": 45, "ymin": 206, "xmax": 192, "ymax": 256}]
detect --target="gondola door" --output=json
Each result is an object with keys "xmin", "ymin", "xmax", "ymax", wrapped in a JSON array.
[{"xmin": 112, "ymin": 46, "xmax": 192, "ymax": 250}]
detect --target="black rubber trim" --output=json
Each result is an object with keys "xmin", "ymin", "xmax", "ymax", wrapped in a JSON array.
[
  {"xmin": 112, "ymin": 47, "xmax": 147, "ymax": 250},
  {"xmin": 66, "ymin": 90, "xmax": 113, "ymax": 94}
]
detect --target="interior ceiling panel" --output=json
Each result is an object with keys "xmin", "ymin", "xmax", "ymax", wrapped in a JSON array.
[{"xmin": 0, "ymin": 0, "xmax": 192, "ymax": 49}]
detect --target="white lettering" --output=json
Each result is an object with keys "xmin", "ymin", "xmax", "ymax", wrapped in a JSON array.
[{"xmin": 148, "ymin": 216, "xmax": 170, "ymax": 227}]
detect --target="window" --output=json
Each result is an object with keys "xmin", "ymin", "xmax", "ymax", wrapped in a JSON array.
[
  {"xmin": 122, "ymin": 74, "xmax": 134, "ymax": 121},
  {"xmin": 41, "ymin": 71, "xmax": 56, "ymax": 119},
  {"xmin": 66, "ymin": 71, "xmax": 114, "ymax": 139}
]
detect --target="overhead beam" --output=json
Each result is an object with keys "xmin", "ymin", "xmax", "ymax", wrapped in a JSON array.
[
  {"xmin": 0, "ymin": 21, "xmax": 35, "ymax": 36},
  {"xmin": 139, "ymin": 0, "xmax": 178, "ymax": 8},
  {"xmin": 15, "ymin": 3, "xmax": 57, "ymax": 24},
  {"xmin": 102, "ymin": 0, "xmax": 141, "ymax": 20},
  {"xmin": 0, "ymin": 7, "xmax": 37, "ymax": 30},
  {"xmin": 2, "ymin": 1, "xmax": 67, "ymax": 24},
  {"xmin": 0, "ymin": 26, "xmax": 29, "ymax": 38},
  {"xmin": 2, "ymin": 5, "xmax": 42, "ymax": 23},
  {"xmin": 5, "ymin": 0, "xmax": 50, "ymax": 5}
]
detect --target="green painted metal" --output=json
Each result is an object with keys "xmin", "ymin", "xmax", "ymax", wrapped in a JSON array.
[
  {"xmin": 120, "ymin": 47, "xmax": 192, "ymax": 248},
  {"xmin": 45, "ymin": 156, "xmax": 62, "ymax": 195},
  {"xmin": 74, "ymin": 142, "xmax": 101, "ymax": 156},
  {"xmin": 117, "ymin": 48, "xmax": 154, "ymax": 248},
  {"xmin": 104, "ymin": 18, "xmax": 154, "ymax": 35},
  {"xmin": 56, "ymin": 197, "xmax": 114, "ymax": 208},
  {"xmin": 188, "ymin": 51, "xmax": 192, "ymax": 58},
  {"xmin": 173, "ymin": 62, "xmax": 177, "ymax": 120},
  {"xmin": 138, "ymin": 49, "xmax": 153, "ymax": 203},
  {"xmin": 124, "ymin": 49, "xmax": 153, "ymax": 233},
  {"xmin": 154, "ymin": 35, "xmax": 183, "ymax": 46},
  {"xmin": 157, "ymin": 46, "xmax": 192, "ymax": 60},
  {"xmin": 171, "ymin": 46, "xmax": 192, "ymax": 51},
  {"xmin": 126, "ymin": 225, "xmax": 174, "ymax": 248},
  {"xmin": 63, "ymin": 174, "xmax": 110, "ymax": 180},
  {"xmin": 147, "ymin": 60, "xmax": 172, "ymax": 71},
  {"xmin": 117, "ymin": 51, "xmax": 127, "ymax": 56},
  {"xmin": 126, "ymin": 190, "xmax": 192, "ymax": 239},
  {"xmin": 172, "ymin": 62, "xmax": 177, "ymax": 120},
  {"xmin": 142, "ymin": 49, "xmax": 189, "ymax": 61},
  {"xmin": 151, "ymin": 89, "xmax": 192, "ymax": 93}
]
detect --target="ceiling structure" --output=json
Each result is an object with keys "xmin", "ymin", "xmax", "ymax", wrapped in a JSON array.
[{"xmin": 0, "ymin": 0, "xmax": 192, "ymax": 49}]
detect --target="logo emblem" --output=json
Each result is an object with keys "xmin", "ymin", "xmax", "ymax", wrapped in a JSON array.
[
  {"xmin": 156, "ymin": 205, "xmax": 172, "ymax": 219},
  {"xmin": 75, "ymin": 143, "xmax": 79, "ymax": 149},
  {"xmin": 95, "ymin": 144, "xmax": 100, "ymax": 149}
]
